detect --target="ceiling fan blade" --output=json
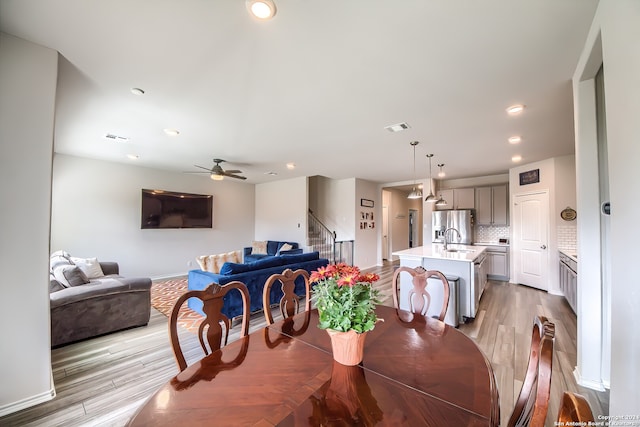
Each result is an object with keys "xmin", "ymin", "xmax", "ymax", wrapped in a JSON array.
[
  {"xmin": 194, "ymin": 165, "xmax": 212, "ymax": 171},
  {"xmin": 183, "ymin": 171, "xmax": 211, "ymax": 174},
  {"xmin": 223, "ymin": 169, "xmax": 242, "ymax": 174},
  {"xmin": 223, "ymin": 172, "xmax": 247, "ymax": 180}
]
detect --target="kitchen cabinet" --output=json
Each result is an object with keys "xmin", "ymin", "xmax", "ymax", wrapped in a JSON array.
[
  {"xmin": 475, "ymin": 184, "xmax": 508, "ymax": 225},
  {"xmin": 435, "ymin": 188, "xmax": 475, "ymax": 210},
  {"xmin": 484, "ymin": 245, "xmax": 509, "ymax": 280},
  {"xmin": 559, "ymin": 251, "xmax": 577, "ymax": 314}
]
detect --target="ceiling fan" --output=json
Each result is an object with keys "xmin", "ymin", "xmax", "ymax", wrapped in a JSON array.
[{"xmin": 187, "ymin": 158, "xmax": 247, "ymax": 181}]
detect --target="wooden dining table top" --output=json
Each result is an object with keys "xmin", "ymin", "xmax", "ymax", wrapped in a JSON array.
[{"xmin": 128, "ymin": 305, "xmax": 500, "ymax": 426}]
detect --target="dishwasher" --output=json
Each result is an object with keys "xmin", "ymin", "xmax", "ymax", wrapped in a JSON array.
[{"xmin": 472, "ymin": 253, "xmax": 487, "ymax": 318}]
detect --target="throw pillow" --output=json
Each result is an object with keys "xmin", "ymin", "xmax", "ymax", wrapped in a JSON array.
[
  {"xmin": 207, "ymin": 254, "xmax": 225, "ymax": 274},
  {"xmin": 53, "ymin": 265, "xmax": 89, "ymax": 287},
  {"xmin": 50, "ymin": 250, "xmax": 73, "ymax": 272},
  {"xmin": 227, "ymin": 250, "xmax": 241, "ymax": 263},
  {"xmin": 251, "ymin": 240, "xmax": 268, "ymax": 255},
  {"xmin": 276, "ymin": 243, "xmax": 293, "ymax": 255},
  {"xmin": 196, "ymin": 255, "xmax": 209, "ymax": 271},
  {"xmin": 63, "ymin": 266, "xmax": 90, "ymax": 287},
  {"xmin": 71, "ymin": 257, "xmax": 104, "ymax": 279}
]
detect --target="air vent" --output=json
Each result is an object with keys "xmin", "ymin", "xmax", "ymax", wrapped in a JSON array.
[
  {"xmin": 384, "ymin": 122, "xmax": 411, "ymax": 133},
  {"xmin": 104, "ymin": 133, "xmax": 130, "ymax": 142}
]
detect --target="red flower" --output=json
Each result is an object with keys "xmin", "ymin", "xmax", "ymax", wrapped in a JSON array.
[
  {"xmin": 357, "ymin": 273, "xmax": 380, "ymax": 283},
  {"xmin": 310, "ymin": 265, "xmax": 332, "ymax": 283},
  {"xmin": 337, "ymin": 274, "xmax": 358, "ymax": 287}
]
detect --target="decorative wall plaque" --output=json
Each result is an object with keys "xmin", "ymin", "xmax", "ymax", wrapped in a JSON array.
[{"xmin": 519, "ymin": 169, "xmax": 540, "ymax": 185}]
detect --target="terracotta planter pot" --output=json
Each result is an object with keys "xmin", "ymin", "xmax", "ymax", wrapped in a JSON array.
[{"xmin": 326, "ymin": 328, "xmax": 368, "ymax": 366}]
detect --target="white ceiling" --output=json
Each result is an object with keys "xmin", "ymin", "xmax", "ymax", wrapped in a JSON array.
[{"xmin": 0, "ymin": 0, "xmax": 598, "ymax": 187}]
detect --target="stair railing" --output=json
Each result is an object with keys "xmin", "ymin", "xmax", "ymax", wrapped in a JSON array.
[
  {"xmin": 308, "ymin": 210, "xmax": 336, "ymax": 263},
  {"xmin": 307, "ymin": 210, "xmax": 354, "ymax": 265}
]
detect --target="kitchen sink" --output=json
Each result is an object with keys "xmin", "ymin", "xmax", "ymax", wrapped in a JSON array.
[{"xmin": 446, "ymin": 249, "xmax": 474, "ymax": 253}]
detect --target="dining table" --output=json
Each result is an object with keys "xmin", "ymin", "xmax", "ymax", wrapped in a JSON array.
[{"xmin": 127, "ymin": 305, "xmax": 500, "ymax": 426}]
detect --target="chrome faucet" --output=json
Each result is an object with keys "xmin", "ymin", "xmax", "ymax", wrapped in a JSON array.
[{"xmin": 443, "ymin": 227, "xmax": 461, "ymax": 251}]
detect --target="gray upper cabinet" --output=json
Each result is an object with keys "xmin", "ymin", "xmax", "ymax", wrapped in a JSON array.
[
  {"xmin": 436, "ymin": 188, "xmax": 475, "ymax": 210},
  {"xmin": 475, "ymin": 184, "xmax": 508, "ymax": 225}
]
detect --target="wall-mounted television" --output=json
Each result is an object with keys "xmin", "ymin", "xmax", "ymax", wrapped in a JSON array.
[{"xmin": 141, "ymin": 189, "xmax": 213, "ymax": 229}]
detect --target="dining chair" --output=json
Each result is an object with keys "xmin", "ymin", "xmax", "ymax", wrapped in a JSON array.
[
  {"xmin": 391, "ymin": 266, "xmax": 450, "ymax": 321},
  {"xmin": 556, "ymin": 391, "xmax": 595, "ymax": 424},
  {"xmin": 262, "ymin": 268, "xmax": 311, "ymax": 325},
  {"xmin": 507, "ymin": 315, "xmax": 555, "ymax": 427},
  {"xmin": 169, "ymin": 281, "xmax": 250, "ymax": 371}
]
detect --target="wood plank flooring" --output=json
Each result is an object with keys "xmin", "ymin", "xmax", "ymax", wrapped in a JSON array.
[{"xmin": 0, "ymin": 261, "xmax": 608, "ymax": 426}]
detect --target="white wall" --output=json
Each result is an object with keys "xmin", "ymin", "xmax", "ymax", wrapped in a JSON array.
[
  {"xmin": 0, "ymin": 33, "xmax": 57, "ymax": 415},
  {"xmin": 254, "ymin": 176, "xmax": 307, "ymax": 245},
  {"xmin": 354, "ymin": 179, "xmax": 379, "ymax": 269},
  {"xmin": 51, "ymin": 154, "xmax": 255, "ymax": 278},
  {"xmin": 573, "ymin": 0, "xmax": 640, "ymax": 412},
  {"xmin": 309, "ymin": 176, "xmax": 355, "ymax": 241}
]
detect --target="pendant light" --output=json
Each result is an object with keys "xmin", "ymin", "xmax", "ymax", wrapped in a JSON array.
[
  {"xmin": 425, "ymin": 154, "xmax": 436, "ymax": 202},
  {"xmin": 435, "ymin": 194, "xmax": 448, "ymax": 206},
  {"xmin": 437, "ymin": 163, "xmax": 446, "ymax": 178},
  {"xmin": 407, "ymin": 141, "xmax": 422, "ymax": 199}
]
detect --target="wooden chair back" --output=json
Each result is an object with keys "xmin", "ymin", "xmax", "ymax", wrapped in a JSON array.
[
  {"xmin": 556, "ymin": 391, "xmax": 595, "ymax": 424},
  {"xmin": 169, "ymin": 281, "xmax": 250, "ymax": 371},
  {"xmin": 507, "ymin": 315, "xmax": 555, "ymax": 427},
  {"xmin": 391, "ymin": 266, "xmax": 450, "ymax": 321},
  {"xmin": 263, "ymin": 268, "xmax": 311, "ymax": 325}
]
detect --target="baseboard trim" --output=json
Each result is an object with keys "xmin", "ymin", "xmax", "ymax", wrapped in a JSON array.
[
  {"xmin": 573, "ymin": 366, "xmax": 606, "ymax": 391},
  {"xmin": 0, "ymin": 386, "xmax": 56, "ymax": 417}
]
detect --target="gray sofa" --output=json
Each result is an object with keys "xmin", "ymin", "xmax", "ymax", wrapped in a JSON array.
[{"xmin": 49, "ymin": 261, "xmax": 152, "ymax": 347}]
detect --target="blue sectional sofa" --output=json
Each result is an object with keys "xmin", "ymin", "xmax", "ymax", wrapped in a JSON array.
[
  {"xmin": 243, "ymin": 240, "xmax": 302, "ymax": 263},
  {"xmin": 188, "ymin": 251, "xmax": 329, "ymax": 319}
]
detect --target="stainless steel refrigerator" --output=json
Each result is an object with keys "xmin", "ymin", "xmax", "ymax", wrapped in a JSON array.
[{"xmin": 432, "ymin": 209, "xmax": 474, "ymax": 244}]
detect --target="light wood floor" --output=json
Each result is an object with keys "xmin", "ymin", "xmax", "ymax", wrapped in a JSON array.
[{"xmin": 0, "ymin": 262, "xmax": 608, "ymax": 426}]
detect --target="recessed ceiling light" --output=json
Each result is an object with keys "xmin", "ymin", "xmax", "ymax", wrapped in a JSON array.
[
  {"xmin": 508, "ymin": 136, "xmax": 522, "ymax": 144},
  {"xmin": 286, "ymin": 163, "xmax": 295, "ymax": 170},
  {"xmin": 130, "ymin": 88, "xmax": 145, "ymax": 96},
  {"xmin": 512, "ymin": 155, "xmax": 522, "ymax": 162},
  {"xmin": 506, "ymin": 104, "xmax": 526, "ymax": 115},
  {"xmin": 384, "ymin": 122, "xmax": 411, "ymax": 133},
  {"xmin": 126, "ymin": 154, "xmax": 139, "ymax": 160},
  {"xmin": 246, "ymin": 0, "xmax": 277, "ymax": 19},
  {"xmin": 164, "ymin": 128, "xmax": 180, "ymax": 136}
]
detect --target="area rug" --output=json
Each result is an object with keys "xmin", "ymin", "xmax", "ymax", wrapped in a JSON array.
[{"xmin": 151, "ymin": 276, "xmax": 202, "ymax": 334}]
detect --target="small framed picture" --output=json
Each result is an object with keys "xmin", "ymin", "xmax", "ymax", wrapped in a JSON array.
[
  {"xmin": 369, "ymin": 222, "xmax": 375, "ymax": 229},
  {"xmin": 519, "ymin": 169, "xmax": 540, "ymax": 186},
  {"xmin": 360, "ymin": 198, "xmax": 374, "ymax": 208}
]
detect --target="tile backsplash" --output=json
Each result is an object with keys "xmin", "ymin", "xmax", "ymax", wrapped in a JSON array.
[
  {"xmin": 476, "ymin": 226, "xmax": 510, "ymax": 243},
  {"xmin": 557, "ymin": 224, "xmax": 577, "ymax": 251}
]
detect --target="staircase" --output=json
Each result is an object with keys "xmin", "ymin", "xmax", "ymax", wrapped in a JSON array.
[{"xmin": 307, "ymin": 210, "xmax": 354, "ymax": 265}]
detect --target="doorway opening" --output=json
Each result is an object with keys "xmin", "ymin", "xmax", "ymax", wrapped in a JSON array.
[{"xmin": 409, "ymin": 209, "xmax": 418, "ymax": 248}]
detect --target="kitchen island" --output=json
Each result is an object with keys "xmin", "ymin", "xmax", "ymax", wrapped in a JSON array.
[{"xmin": 392, "ymin": 244, "xmax": 488, "ymax": 324}]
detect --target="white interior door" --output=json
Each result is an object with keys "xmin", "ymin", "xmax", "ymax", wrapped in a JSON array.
[{"xmin": 513, "ymin": 191, "xmax": 549, "ymax": 290}]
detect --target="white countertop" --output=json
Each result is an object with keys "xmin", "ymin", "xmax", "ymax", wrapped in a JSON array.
[
  {"xmin": 559, "ymin": 249, "xmax": 578, "ymax": 263},
  {"xmin": 393, "ymin": 244, "xmax": 486, "ymax": 263},
  {"xmin": 473, "ymin": 241, "xmax": 510, "ymax": 247}
]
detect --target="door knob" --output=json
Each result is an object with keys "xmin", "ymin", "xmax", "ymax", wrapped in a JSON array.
[{"xmin": 540, "ymin": 244, "xmax": 547, "ymax": 249}]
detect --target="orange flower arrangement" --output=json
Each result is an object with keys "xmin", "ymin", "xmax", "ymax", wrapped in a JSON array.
[{"xmin": 310, "ymin": 263, "xmax": 380, "ymax": 333}]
